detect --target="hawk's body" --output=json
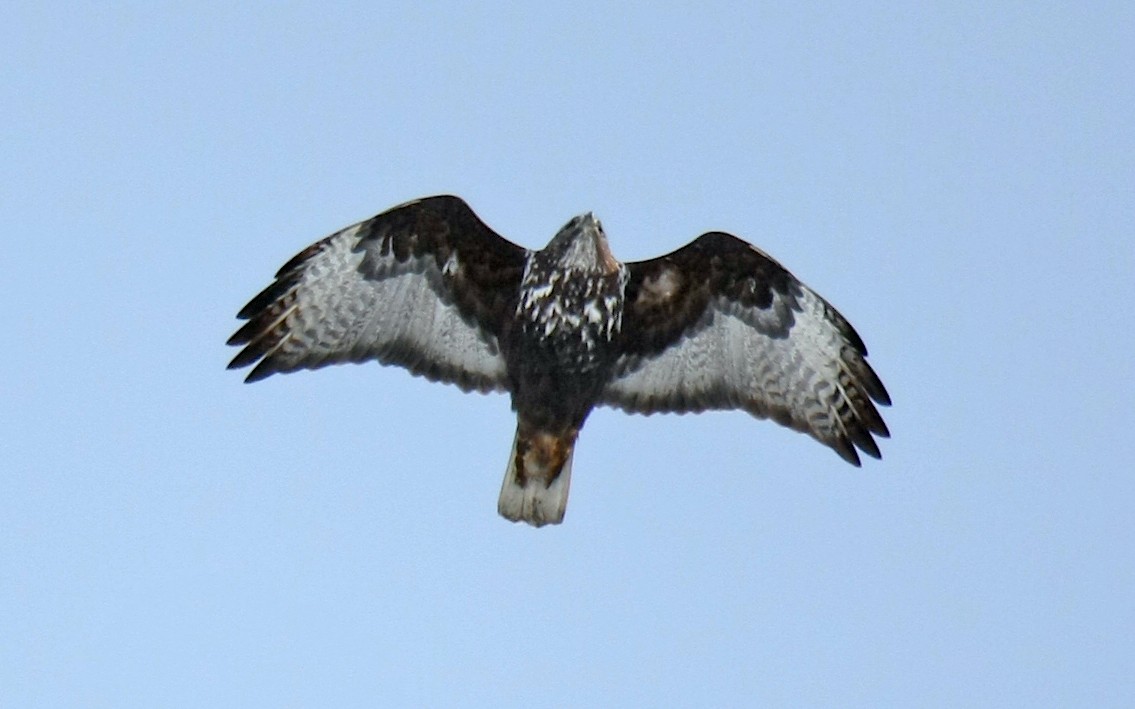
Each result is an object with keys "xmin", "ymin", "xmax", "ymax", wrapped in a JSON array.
[{"xmin": 228, "ymin": 195, "xmax": 890, "ymax": 526}]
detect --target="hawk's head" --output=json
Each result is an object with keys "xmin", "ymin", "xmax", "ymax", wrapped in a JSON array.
[{"xmin": 543, "ymin": 213, "xmax": 621, "ymax": 275}]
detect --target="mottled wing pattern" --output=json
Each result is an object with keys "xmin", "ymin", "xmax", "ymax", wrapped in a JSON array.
[
  {"xmin": 600, "ymin": 232, "xmax": 891, "ymax": 465},
  {"xmin": 227, "ymin": 195, "xmax": 528, "ymax": 393}
]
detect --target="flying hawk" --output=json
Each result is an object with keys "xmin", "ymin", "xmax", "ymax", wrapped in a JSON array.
[{"xmin": 227, "ymin": 195, "xmax": 890, "ymax": 526}]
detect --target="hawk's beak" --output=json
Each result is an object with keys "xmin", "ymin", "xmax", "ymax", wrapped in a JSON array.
[{"xmin": 582, "ymin": 213, "xmax": 619, "ymax": 273}]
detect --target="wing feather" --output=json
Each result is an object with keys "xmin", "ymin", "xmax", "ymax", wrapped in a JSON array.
[
  {"xmin": 227, "ymin": 195, "xmax": 527, "ymax": 393},
  {"xmin": 601, "ymin": 231, "xmax": 890, "ymax": 465}
]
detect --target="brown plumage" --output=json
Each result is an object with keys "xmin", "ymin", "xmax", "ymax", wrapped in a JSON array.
[{"xmin": 228, "ymin": 195, "xmax": 890, "ymax": 526}]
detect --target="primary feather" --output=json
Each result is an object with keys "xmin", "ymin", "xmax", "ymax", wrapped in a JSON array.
[{"xmin": 229, "ymin": 196, "xmax": 891, "ymax": 525}]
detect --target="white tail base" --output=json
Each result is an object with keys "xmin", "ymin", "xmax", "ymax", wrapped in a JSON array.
[{"xmin": 497, "ymin": 428, "xmax": 575, "ymax": 527}]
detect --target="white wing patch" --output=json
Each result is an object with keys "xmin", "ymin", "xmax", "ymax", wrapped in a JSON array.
[
  {"xmin": 600, "ymin": 287, "xmax": 876, "ymax": 457},
  {"xmin": 232, "ymin": 223, "xmax": 509, "ymax": 393}
]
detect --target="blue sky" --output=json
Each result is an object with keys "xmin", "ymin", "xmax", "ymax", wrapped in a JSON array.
[{"xmin": 3, "ymin": 3, "xmax": 1133, "ymax": 707}]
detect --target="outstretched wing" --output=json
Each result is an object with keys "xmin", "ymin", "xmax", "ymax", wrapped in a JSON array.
[
  {"xmin": 600, "ymin": 232, "xmax": 891, "ymax": 465},
  {"xmin": 227, "ymin": 195, "xmax": 527, "ymax": 393}
]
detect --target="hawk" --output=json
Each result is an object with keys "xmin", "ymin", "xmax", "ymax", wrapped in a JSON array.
[{"xmin": 227, "ymin": 195, "xmax": 890, "ymax": 526}]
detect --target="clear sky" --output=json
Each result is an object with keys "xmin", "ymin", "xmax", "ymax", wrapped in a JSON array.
[{"xmin": 3, "ymin": 3, "xmax": 1133, "ymax": 707}]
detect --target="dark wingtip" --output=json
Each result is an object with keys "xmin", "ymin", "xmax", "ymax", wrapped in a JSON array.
[
  {"xmin": 856, "ymin": 359, "xmax": 891, "ymax": 407},
  {"xmin": 832, "ymin": 436, "xmax": 862, "ymax": 467},
  {"xmin": 242, "ymin": 360, "xmax": 275, "ymax": 383},
  {"xmin": 849, "ymin": 427, "xmax": 882, "ymax": 460},
  {"xmin": 226, "ymin": 341, "xmax": 276, "ymax": 383},
  {"xmin": 227, "ymin": 346, "xmax": 261, "ymax": 371},
  {"xmin": 872, "ymin": 379, "xmax": 892, "ymax": 407},
  {"xmin": 874, "ymin": 419, "xmax": 891, "ymax": 439},
  {"xmin": 859, "ymin": 441, "xmax": 883, "ymax": 461}
]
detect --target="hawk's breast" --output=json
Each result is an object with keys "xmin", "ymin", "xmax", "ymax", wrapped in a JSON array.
[{"xmin": 515, "ymin": 258, "xmax": 629, "ymax": 373}]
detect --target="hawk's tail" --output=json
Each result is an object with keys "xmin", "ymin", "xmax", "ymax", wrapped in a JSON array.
[{"xmin": 498, "ymin": 424, "xmax": 577, "ymax": 527}]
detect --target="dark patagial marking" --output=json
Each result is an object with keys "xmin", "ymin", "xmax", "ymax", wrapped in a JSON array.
[{"xmin": 228, "ymin": 195, "xmax": 891, "ymax": 526}]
